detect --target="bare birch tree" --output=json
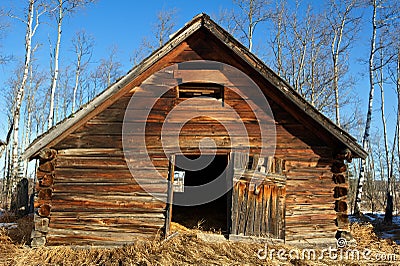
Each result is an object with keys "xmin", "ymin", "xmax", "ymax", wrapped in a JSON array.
[
  {"xmin": 214, "ymin": 8, "xmax": 239, "ymax": 36},
  {"xmin": 397, "ymin": 47, "xmax": 400, "ymax": 185},
  {"xmin": 377, "ymin": 37, "xmax": 393, "ymax": 223},
  {"xmin": 56, "ymin": 66, "xmax": 72, "ymax": 120},
  {"xmin": 154, "ymin": 8, "xmax": 177, "ymax": 48},
  {"xmin": 353, "ymin": 0, "xmax": 398, "ymax": 215},
  {"xmin": 383, "ymin": 9, "xmax": 400, "ymax": 222},
  {"xmin": 325, "ymin": 0, "xmax": 360, "ymax": 126},
  {"xmin": 232, "ymin": 0, "xmax": 271, "ymax": 52},
  {"xmin": 1, "ymin": 70, "xmax": 21, "ymax": 208},
  {"xmin": 71, "ymin": 30, "xmax": 93, "ymax": 112},
  {"xmin": 90, "ymin": 45, "xmax": 122, "ymax": 98},
  {"xmin": 130, "ymin": 37, "xmax": 152, "ymax": 66},
  {"xmin": 7, "ymin": 0, "xmax": 45, "ymax": 205},
  {"xmin": 130, "ymin": 8, "xmax": 177, "ymax": 65},
  {"xmin": 0, "ymin": 7, "xmax": 11, "ymax": 65},
  {"xmin": 97, "ymin": 45, "xmax": 122, "ymax": 88},
  {"xmin": 269, "ymin": 0, "xmax": 287, "ymax": 77},
  {"xmin": 353, "ymin": 0, "xmax": 378, "ymax": 215},
  {"xmin": 47, "ymin": 0, "xmax": 61, "ymax": 129},
  {"xmin": 396, "ymin": 48, "xmax": 400, "ymax": 214},
  {"xmin": 269, "ymin": 3, "xmax": 339, "ymax": 116},
  {"xmin": 47, "ymin": 0, "xmax": 96, "ymax": 129},
  {"xmin": 0, "ymin": 8, "xmax": 11, "ymax": 156},
  {"xmin": 22, "ymin": 61, "xmax": 45, "ymax": 177}
]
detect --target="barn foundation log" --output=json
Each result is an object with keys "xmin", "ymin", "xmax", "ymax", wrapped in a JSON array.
[{"xmin": 31, "ymin": 148, "xmax": 56, "ymax": 247}]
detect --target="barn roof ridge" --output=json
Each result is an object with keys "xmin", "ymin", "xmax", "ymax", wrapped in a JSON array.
[{"xmin": 23, "ymin": 13, "xmax": 367, "ymax": 160}]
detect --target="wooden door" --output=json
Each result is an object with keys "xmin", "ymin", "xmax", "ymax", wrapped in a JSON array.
[{"xmin": 229, "ymin": 152, "xmax": 286, "ymax": 239}]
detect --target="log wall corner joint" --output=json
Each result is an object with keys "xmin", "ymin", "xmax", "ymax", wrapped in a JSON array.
[{"xmin": 31, "ymin": 148, "xmax": 56, "ymax": 247}]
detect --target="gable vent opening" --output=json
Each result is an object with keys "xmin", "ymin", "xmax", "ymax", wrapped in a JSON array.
[{"xmin": 178, "ymin": 83, "xmax": 223, "ymax": 100}]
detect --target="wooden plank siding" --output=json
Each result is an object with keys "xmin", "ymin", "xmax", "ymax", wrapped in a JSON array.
[
  {"xmin": 230, "ymin": 182, "xmax": 286, "ymax": 239},
  {"xmin": 32, "ymin": 28, "xmax": 343, "ymax": 246}
]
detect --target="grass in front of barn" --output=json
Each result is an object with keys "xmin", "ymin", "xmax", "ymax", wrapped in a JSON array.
[{"xmin": 1, "ymin": 215, "xmax": 400, "ymax": 265}]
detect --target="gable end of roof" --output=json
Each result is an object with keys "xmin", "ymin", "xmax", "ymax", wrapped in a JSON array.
[{"xmin": 22, "ymin": 13, "xmax": 367, "ymax": 161}]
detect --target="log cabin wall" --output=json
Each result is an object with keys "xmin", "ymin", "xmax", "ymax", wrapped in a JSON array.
[
  {"xmin": 270, "ymin": 102, "xmax": 338, "ymax": 243},
  {"xmin": 32, "ymin": 28, "xmax": 346, "ymax": 245}
]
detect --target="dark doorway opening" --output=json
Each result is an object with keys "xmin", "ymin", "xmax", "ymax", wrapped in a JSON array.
[{"xmin": 172, "ymin": 155, "xmax": 230, "ymax": 234}]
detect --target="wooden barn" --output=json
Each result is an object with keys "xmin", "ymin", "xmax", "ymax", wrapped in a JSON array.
[{"xmin": 23, "ymin": 14, "xmax": 367, "ymax": 247}]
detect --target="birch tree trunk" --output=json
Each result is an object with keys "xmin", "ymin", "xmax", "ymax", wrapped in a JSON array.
[
  {"xmin": 22, "ymin": 62, "xmax": 35, "ymax": 178},
  {"xmin": 72, "ymin": 31, "xmax": 93, "ymax": 113},
  {"xmin": 271, "ymin": 2, "xmax": 285, "ymax": 77},
  {"xmin": 247, "ymin": 0, "xmax": 254, "ymax": 52},
  {"xmin": 378, "ymin": 39, "xmax": 393, "ymax": 223},
  {"xmin": 397, "ymin": 48, "xmax": 400, "ymax": 184},
  {"xmin": 395, "ymin": 48, "xmax": 400, "ymax": 216},
  {"xmin": 1, "ymin": 121, "xmax": 13, "ymax": 208},
  {"xmin": 330, "ymin": 5, "xmax": 346, "ymax": 127},
  {"xmin": 48, "ymin": 0, "xmax": 63, "ymax": 129},
  {"xmin": 10, "ymin": 0, "xmax": 42, "ymax": 200},
  {"xmin": 72, "ymin": 57, "xmax": 80, "ymax": 113},
  {"xmin": 155, "ymin": 8, "xmax": 176, "ymax": 48},
  {"xmin": 1, "ymin": 143, "xmax": 11, "ymax": 208},
  {"xmin": 232, "ymin": 0, "xmax": 271, "ymax": 52},
  {"xmin": 353, "ymin": 0, "xmax": 377, "ymax": 215},
  {"xmin": 326, "ymin": 0, "xmax": 360, "ymax": 127},
  {"xmin": 0, "ymin": 143, "xmax": 5, "ymax": 158}
]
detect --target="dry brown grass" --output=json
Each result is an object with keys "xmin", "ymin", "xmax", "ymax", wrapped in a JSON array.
[
  {"xmin": 350, "ymin": 222, "xmax": 399, "ymax": 253},
  {"xmin": 0, "ymin": 211, "xmax": 15, "ymax": 223},
  {"xmin": 0, "ymin": 228, "xmax": 21, "ymax": 266},
  {"xmin": 9, "ymin": 231, "xmax": 283, "ymax": 266},
  {"xmin": 0, "ymin": 221, "xmax": 399, "ymax": 265},
  {"xmin": 0, "ymin": 212, "xmax": 33, "ymax": 245}
]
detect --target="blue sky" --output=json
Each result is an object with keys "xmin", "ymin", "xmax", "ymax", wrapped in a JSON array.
[
  {"xmin": 1, "ymin": 0, "xmax": 235, "ymax": 71},
  {"xmin": 0, "ymin": 0, "xmax": 398, "ymax": 146},
  {"xmin": 61, "ymin": 0, "xmax": 234, "ymax": 65}
]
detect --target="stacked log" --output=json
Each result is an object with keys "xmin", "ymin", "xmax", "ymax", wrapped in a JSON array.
[
  {"xmin": 31, "ymin": 148, "xmax": 56, "ymax": 247},
  {"xmin": 332, "ymin": 149, "xmax": 351, "ymax": 240}
]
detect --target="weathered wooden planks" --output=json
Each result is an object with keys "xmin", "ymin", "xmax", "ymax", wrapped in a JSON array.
[{"xmin": 231, "ymin": 181, "xmax": 285, "ymax": 239}]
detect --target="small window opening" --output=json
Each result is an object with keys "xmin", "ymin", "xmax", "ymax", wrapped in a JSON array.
[{"xmin": 178, "ymin": 83, "xmax": 223, "ymax": 99}]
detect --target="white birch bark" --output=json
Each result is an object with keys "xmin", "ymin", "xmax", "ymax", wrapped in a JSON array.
[
  {"xmin": 48, "ymin": 0, "xmax": 63, "ymax": 129},
  {"xmin": 10, "ymin": 0, "xmax": 42, "ymax": 194},
  {"xmin": 353, "ymin": 0, "xmax": 377, "ymax": 215}
]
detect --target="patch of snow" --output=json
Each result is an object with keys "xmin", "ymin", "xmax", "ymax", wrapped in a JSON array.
[
  {"xmin": 348, "ymin": 213, "xmax": 378, "ymax": 223},
  {"xmin": 363, "ymin": 213, "xmax": 377, "ymax": 221},
  {"xmin": 0, "ymin": 223, "xmax": 18, "ymax": 229},
  {"xmin": 380, "ymin": 232, "xmax": 396, "ymax": 238},
  {"xmin": 392, "ymin": 216, "xmax": 400, "ymax": 225},
  {"xmin": 348, "ymin": 215, "xmax": 359, "ymax": 223}
]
